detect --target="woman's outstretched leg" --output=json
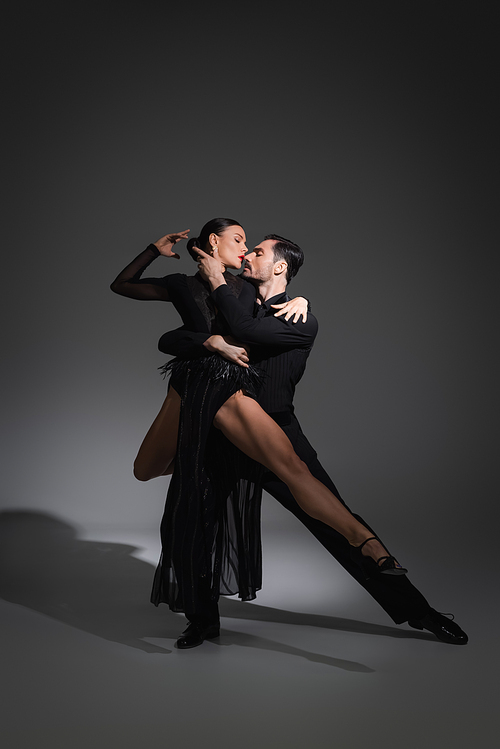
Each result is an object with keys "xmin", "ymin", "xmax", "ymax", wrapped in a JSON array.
[
  {"xmin": 214, "ymin": 392, "xmax": 404, "ymax": 570},
  {"xmin": 133, "ymin": 387, "xmax": 181, "ymax": 481}
]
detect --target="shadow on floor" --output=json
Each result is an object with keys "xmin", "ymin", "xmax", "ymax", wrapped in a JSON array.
[{"xmin": 0, "ymin": 510, "xmax": 432, "ymax": 666}]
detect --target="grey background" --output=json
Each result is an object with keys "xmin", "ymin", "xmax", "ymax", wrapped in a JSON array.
[
  {"xmin": 3, "ymin": 0, "xmax": 498, "ymax": 534},
  {"xmin": 1, "ymin": 2, "xmax": 499, "ymax": 747}
]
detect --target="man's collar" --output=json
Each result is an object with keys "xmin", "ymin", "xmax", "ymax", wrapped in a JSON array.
[
  {"xmin": 240, "ymin": 276, "xmax": 289, "ymax": 309},
  {"xmin": 258, "ymin": 290, "xmax": 289, "ymax": 310}
]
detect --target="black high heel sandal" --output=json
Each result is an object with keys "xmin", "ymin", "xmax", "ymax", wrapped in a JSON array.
[{"xmin": 350, "ymin": 536, "xmax": 408, "ymax": 578}]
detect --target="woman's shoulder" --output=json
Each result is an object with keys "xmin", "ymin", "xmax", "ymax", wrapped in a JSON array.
[{"xmin": 160, "ymin": 272, "xmax": 188, "ymax": 289}]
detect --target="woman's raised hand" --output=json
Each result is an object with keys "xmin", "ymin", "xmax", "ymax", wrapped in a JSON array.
[
  {"xmin": 271, "ymin": 296, "xmax": 309, "ymax": 323},
  {"xmin": 195, "ymin": 247, "xmax": 225, "ymax": 285},
  {"xmin": 154, "ymin": 229, "xmax": 190, "ymax": 259}
]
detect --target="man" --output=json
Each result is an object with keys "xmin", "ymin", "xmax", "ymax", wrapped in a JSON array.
[{"xmin": 159, "ymin": 234, "xmax": 468, "ymax": 648}]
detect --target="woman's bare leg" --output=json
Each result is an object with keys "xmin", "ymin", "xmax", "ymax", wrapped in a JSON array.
[
  {"xmin": 214, "ymin": 392, "xmax": 400, "ymax": 567},
  {"xmin": 133, "ymin": 387, "xmax": 181, "ymax": 481}
]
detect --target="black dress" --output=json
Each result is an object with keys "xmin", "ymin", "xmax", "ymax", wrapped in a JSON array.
[
  {"xmin": 150, "ymin": 273, "xmax": 266, "ymax": 615},
  {"xmin": 111, "ymin": 247, "xmax": 265, "ymax": 616}
]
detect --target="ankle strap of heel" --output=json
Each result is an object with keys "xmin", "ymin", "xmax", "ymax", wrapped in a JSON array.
[{"xmin": 356, "ymin": 536, "xmax": 378, "ymax": 551}]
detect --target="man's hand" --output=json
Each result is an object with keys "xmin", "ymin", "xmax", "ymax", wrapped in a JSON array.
[
  {"xmin": 271, "ymin": 296, "xmax": 309, "ymax": 323},
  {"xmin": 194, "ymin": 247, "xmax": 226, "ymax": 291},
  {"xmin": 203, "ymin": 335, "xmax": 249, "ymax": 367},
  {"xmin": 154, "ymin": 230, "xmax": 190, "ymax": 259}
]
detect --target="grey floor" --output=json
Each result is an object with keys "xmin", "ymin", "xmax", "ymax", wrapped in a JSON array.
[{"xmin": 1, "ymin": 499, "xmax": 496, "ymax": 749}]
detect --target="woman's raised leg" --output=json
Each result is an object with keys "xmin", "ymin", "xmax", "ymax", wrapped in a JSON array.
[
  {"xmin": 214, "ymin": 392, "xmax": 404, "ymax": 570},
  {"xmin": 133, "ymin": 387, "xmax": 181, "ymax": 481}
]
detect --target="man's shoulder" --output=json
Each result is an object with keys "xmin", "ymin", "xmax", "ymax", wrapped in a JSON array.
[
  {"xmin": 270, "ymin": 302, "xmax": 318, "ymax": 330},
  {"xmin": 266, "ymin": 305, "xmax": 318, "ymax": 343},
  {"xmin": 297, "ymin": 311, "xmax": 318, "ymax": 339}
]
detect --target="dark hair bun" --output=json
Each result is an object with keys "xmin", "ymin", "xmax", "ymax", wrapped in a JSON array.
[{"xmin": 186, "ymin": 237, "xmax": 200, "ymax": 260}]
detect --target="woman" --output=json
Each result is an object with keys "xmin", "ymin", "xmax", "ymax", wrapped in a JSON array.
[{"xmin": 111, "ymin": 218, "xmax": 406, "ymax": 639}]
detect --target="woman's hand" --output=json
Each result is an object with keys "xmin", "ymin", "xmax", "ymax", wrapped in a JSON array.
[
  {"xmin": 154, "ymin": 230, "xmax": 190, "ymax": 259},
  {"xmin": 271, "ymin": 296, "xmax": 309, "ymax": 323},
  {"xmin": 203, "ymin": 335, "xmax": 249, "ymax": 367},
  {"xmin": 195, "ymin": 247, "xmax": 226, "ymax": 290}
]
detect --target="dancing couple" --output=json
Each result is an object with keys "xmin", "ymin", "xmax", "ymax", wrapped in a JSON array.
[{"xmin": 111, "ymin": 218, "xmax": 467, "ymax": 648}]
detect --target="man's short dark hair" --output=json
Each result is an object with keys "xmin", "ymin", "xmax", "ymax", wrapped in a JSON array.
[{"xmin": 264, "ymin": 234, "xmax": 304, "ymax": 284}]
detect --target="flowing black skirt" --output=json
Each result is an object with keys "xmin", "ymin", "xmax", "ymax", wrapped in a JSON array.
[{"xmin": 151, "ymin": 355, "xmax": 265, "ymax": 614}]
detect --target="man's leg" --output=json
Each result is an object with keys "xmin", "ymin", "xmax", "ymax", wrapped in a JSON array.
[
  {"xmin": 262, "ymin": 466, "xmax": 430, "ymax": 624},
  {"xmin": 263, "ymin": 416, "xmax": 448, "ymax": 626}
]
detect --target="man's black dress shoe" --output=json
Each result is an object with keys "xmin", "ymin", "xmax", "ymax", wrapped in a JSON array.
[
  {"xmin": 408, "ymin": 608, "xmax": 468, "ymax": 645},
  {"xmin": 176, "ymin": 622, "xmax": 220, "ymax": 649}
]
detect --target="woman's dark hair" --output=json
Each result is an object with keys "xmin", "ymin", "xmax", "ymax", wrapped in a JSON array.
[
  {"xmin": 263, "ymin": 234, "xmax": 304, "ymax": 284},
  {"xmin": 186, "ymin": 217, "xmax": 242, "ymax": 261}
]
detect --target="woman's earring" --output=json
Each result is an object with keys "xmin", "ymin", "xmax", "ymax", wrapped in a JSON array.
[{"xmin": 211, "ymin": 245, "xmax": 217, "ymax": 255}]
